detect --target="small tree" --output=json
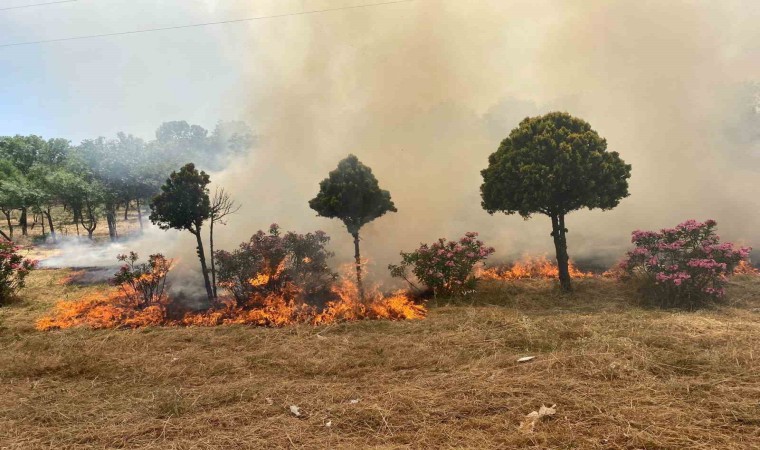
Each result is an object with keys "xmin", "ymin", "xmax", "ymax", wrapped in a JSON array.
[
  {"xmin": 209, "ymin": 187, "xmax": 240, "ymax": 299},
  {"xmin": 309, "ymin": 155, "xmax": 397, "ymax": 300},
  {"xmin": 481, "ymin": 112, "xmax": 631, "ymax": 291},
  {"xmin": 149, "ymin": 163, "xmax": 214, "ymax": 302}
]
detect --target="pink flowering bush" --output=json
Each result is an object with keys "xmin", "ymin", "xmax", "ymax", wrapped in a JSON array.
[
  {"xmin": 620, "ymin": 219, "xmax": 751, "ymax": 307},
  {"xmin": 0, "ymin": 239, "xmax": 37, "ymax": 304},
  {"xmin": 389, "ymin": 232, "xmax": 495, "ymax": 297}
]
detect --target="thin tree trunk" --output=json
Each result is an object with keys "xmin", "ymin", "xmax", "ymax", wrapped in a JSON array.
[
  {"xmin": 45, "ymin": 208, "xmax": 56, "ymax": 242},
  {"xmin": 352, "ymin": 231, "xmax": 365, "ymax": 302},
  {"xmin": 123, "ymin": 200, "xmax": 129, "ymax": 220},
  {"xmin": 2, "ymin": 210, "xmax": 12, "ymax": 238},
  {"xmin": 41, "ymin": 214, "xmax": 46, "ymax": 238},
  {"xmin": 193, "ymin": 228, "xmax": 214, "ymax": 303},
  {"xmin": 0, "ymin": 228, "xmax": 10, "ymax": 241},
  {"xmin": 551, "ymin": 213, "xmax": 572, "ymax": 292},
  {"xmin": 210, "ymin": 219, "xmax": 217, "ymax": 299},
  {"xmin": 105, "ymin": 202, "xmax": 117, "ymax": 242},
  {"xmin": 136, "ymin": 198, "xmax": 143, "ymax": 231},
  {"xmin": 20, "ymin": 208, "xmax": 27, "ymax": 236}
]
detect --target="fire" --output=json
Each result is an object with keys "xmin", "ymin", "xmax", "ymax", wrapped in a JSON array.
[
  {"xmin": 477, "ymin": 255, "xmax": 593, "ymax": 281},
  {"xmin": 36, "ymin": 275, "xmax": 425, "ymax": 331},
  {"xmin": 734, "ymin": 260, "xmax": 760, "ymax": 275}
]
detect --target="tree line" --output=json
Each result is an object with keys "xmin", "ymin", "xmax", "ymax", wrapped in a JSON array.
[{"xmin": 0, "ymin": 120, "xmax": 254, "ymax": 241}]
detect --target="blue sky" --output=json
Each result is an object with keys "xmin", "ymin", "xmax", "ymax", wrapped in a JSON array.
[{"xmin": 0, "ymin": 0, "xmax": 266, "ymax": 142}]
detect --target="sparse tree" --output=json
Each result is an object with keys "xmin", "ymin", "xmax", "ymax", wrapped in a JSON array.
[
  {"xmin": 480, "ymin": 112, "xmax": 631, "ymax": 291},
  {"xmin": 149, "ymin": 163, "xmax": 214, "ymax": 302},
  {"xmin": 209, "ymin": 187, "xmax": 240, "ymax": 299},
  {"xmin": 309, "ymin": 155, "xmax": 397, "ymax": 300}
]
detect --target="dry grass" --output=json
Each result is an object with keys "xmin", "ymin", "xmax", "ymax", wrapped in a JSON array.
[{"xmin": 1, "ymin": 270, "xmax": 759, "ymax": 449}]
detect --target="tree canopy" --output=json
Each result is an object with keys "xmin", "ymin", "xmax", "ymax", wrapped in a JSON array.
[
  {"xmin": 480, "ymin": 112, "xmax": 631, "ymax": 290},
  {"xmin": 481, "ymin": 112, "xmax": 631, "ymax": 218},
  {"xmin": 309, "ymin": 154, "xmax": 397, "ymax": 235}
]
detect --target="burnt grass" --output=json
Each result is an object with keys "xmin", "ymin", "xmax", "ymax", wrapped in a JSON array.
[{"xmin": 1, "ymin": 269, "xmax": 759, "ymax": 449}]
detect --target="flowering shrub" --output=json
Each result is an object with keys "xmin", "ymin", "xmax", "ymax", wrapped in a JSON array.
[
  {"xmin": 388, "ymin": 232, "xmax": 495, "ymax": 297},
  {"xmin": 0, "ymin": 239, "xmax": 37, "ymax": 304},
  {"xmin": 620, "ymin": 219, "xmax": 750, "ymax": 307},
  {"xmin": 214, "ymin": 224, "xmax": 336, "ymax": 305},
  {"xmin": 112, "ymin": 252, "xmax": 173, "ymax": 309}
]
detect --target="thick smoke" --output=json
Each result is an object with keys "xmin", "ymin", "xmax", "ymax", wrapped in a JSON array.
[
  {"xmin": 201, "ymin": 0, "xmax": 760, "ymax": 280},
  {"xmin": 41, "ymin": 1, "xmax": 760, "ymax": 288}
]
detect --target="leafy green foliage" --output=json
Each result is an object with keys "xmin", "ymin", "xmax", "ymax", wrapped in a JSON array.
[
  {"xmin": 481, "ymin": 112, "xmax": 631, "ymax": 218},
  {"xmin": 389, "ymin": 232, "xmax": 495, "ymax": 297},
  {"xmin": 0, "ymin": 239, "xmax": 36, "ymax": 303},
  {"xmin": 480, "ymin": 112, "xmax": 631, "ymax": 291},
  {"xmin": 149, "ymin": 163, "xmax": 211, "ymax": 234},
  {"xmin": 308, "ymin": 154, "xmax": 397, "ymax": 235}
]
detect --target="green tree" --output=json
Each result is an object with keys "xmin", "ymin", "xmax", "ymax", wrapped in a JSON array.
[
  {"xmin": 149, "ymin": 163, "xmax": 214, "ymax": 302},
  {"xmin": 480, "ymin": 112, "xmax": 631, "ymax": 291},
  {"xmin": 308, "ymin": 155, "xmax": 397, "ymax": 300}
]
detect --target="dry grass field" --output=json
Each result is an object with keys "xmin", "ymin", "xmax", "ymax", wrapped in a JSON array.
[{"xmin": 1, "ymin": 270, "xmax": 759, "ymax": 449}]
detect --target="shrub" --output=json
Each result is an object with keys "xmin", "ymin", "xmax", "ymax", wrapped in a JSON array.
[
  {"xmin": 0, "ymin": 239, "xmax": 37, "ymax": 304},
  {"xmin": 112, "ymin": 252, "xmax": 173, "ymax": 309},
  {"xmin": 620, "ymin": 219, "xmax": 750, "ymax": 307},
  {"xmin": 214, "ymin": 224, "xmax": 336, "ymax": 305},
  {"xmin": 389, "ymin": 232, "xmax": 495, "ymax": 297}
]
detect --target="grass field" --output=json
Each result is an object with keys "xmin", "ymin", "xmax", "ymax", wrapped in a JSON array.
[{"xmin": 1, "ymin": 270, "xmax": 759, "ymax": 449}]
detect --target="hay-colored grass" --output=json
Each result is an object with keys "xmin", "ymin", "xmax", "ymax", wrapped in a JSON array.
[{"xmin": 1, "ymin": 270, "xmax": 759, "ymax": 449}]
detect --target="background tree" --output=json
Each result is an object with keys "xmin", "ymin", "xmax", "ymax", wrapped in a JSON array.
[
  {"xmin": 309, "ymin": 154, "xmax": 397, "ymax": 300},
  {"xmin": 209, "ymin": 187, "xmax": 240, "ymax": 299},
  {"xmin": 149, "ymin": 163, "xmax": 214, "ymax": 302},
  {"xmin": 480, "ymin": 112, "xmax": 631, "ymax": 291}
]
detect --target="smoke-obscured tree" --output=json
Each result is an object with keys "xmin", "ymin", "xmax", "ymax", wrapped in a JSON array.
[
  {"xmin": 308, "ymin": 155, "xmax": 397, "ymax": 300},
  {"xmin": 209, "ymin": 187, "xmax": 240, "ymax": 299},
  {"xmin": 149, "ymin": 163, "xmax": 214, "ymax": 302},
  {"xmin": 480, "ymin": 112, "xmax": 631, "ymax": 291}
]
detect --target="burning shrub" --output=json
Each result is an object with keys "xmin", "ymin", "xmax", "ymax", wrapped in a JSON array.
[
  {"xmin": 112, "ymin": 252, "xmax": 173, "ymax": 309},
  {"xmin": 620, "ymin": 219, "xmax": 751, "ymax": 308},
  {"xmin": 388, "ymin": 232, "xmax": 495, "ymax": 297},
  {"xmin": 0, "ymin": 239, "xmax": 37, "ymax": 304},
  {"xmin": 214, "ymin": 224, "xmax": 336, "ymax": 305}
]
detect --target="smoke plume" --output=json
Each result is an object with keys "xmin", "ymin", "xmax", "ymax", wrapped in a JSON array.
[{"xmin": 202, "ymin": 0, "xmax": 760, "ymax": 280}]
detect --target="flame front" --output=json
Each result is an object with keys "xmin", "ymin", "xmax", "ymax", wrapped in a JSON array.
[
  {"xmin": 36, "ymin": 275, "xmax": 425, "ymax": 331},
  {"xmin": 477, "ymin": 255, "xmax": 593, "ymax": 281}
]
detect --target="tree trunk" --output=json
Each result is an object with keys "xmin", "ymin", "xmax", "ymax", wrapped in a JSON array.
[
  {"xmin": 0, "ymin": 227, "xmax": 10, "ymax": 241},
  {"xmin": 45, "ymin": 208, "xmax": 56, "ymax": 242},
  {"xmin": 551, "ymin": 213, "xmax": 572, "ymax": 292},
  {"xmin": 209, "ymin": 219, "xmax": 217, "ymax": 299},
  {"xmin": 193, "ymin": 228, "xmax": 214, "ymax": 303},
  {"xmin": 41, "ymin": 214, "xmax": 46, "ymax": 238},
  {"xmin": 2, "ymin": 209, "xmax": 12, "ymax": 238},
  {"xmin": 20, "ymin": 208, "xmax": 27, "ymax": 236},
  {"xmin": 352, "ymin": 231, "xmax": 365, "ymax": 302},
  {"xmin": 106, "ymin": 209, "xmax": 117, "ymax": 242},
  {"xmin": 136, "ymin": 198, "xmax": 144, "ymax": 232},
  {"xmin": 123, "ymin": 200, "xmax": 129, "ymax": 220}
]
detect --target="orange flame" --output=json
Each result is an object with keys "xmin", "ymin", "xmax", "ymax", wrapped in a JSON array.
[
  {"xmin": 734, "ymin": 260, "xmax": 760, "ymax": 275},
  {"xmin": 36, "ymin": 275, "xmax": 425, "ymax": 331},
  {"xmin": 477, "ymin": 255, "xmax": 593, "ymax": 281}
]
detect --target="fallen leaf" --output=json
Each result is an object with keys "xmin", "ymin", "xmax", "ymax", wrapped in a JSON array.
[
  {"xmin": 265, "ymin": 397, "xmax": 274, "ymax": 405},
  {"xmin": 289, "ymin": 405, "xmax": 301, "ymax": 417},
  {"xmin": 518, "ymin": 404, "xmax": 557, "ymax": 433},
  {"xmin": 517, "ymin": 356, "xmax": 536, "ymax": 363},
  {"xmin": 348, "ymin": 399, "xmax": 360, "ymax": 404},
  {"xmin": 325, "ymin": 420, "xmax": 332, "ymax": 427}
]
